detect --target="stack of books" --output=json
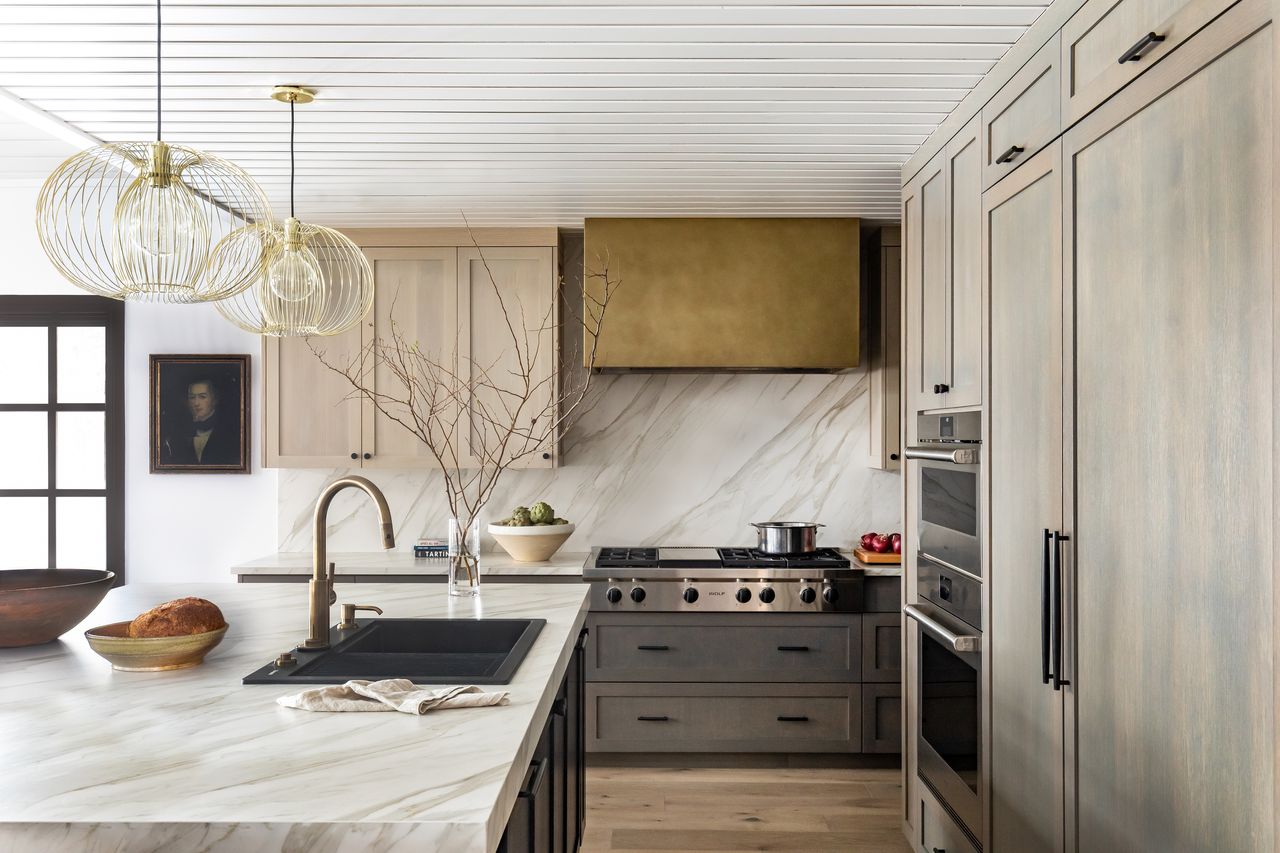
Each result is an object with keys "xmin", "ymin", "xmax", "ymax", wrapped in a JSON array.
[{"xmin": 414, "ymin": 538, "xmax": 448, "ymax": 559}]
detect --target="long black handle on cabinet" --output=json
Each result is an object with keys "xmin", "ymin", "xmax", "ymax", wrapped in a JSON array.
[
  {"xmin": 777, "ymin": 645, "xmax": 810, "ymax": 652},
  {"xmin": 637, "ymin": 644, "xmax": 669, "ymax": 651},
  {"xmin": 518, "ymin": 758, "xmax": 549, "ymax": 799},
  {"xmin": 637, "ymin": 715, "xmax": 670, "ymax": 722},
  {"xmin": 1118, "ymin": 31, "xmax": 1166, "ymax": 63},
  {"xmin": 777, "ymin": 715, "xmax": 809, "ymax": 722},
  {"xmin": 1052, "ymin": 531, "xmax": 1071, "ymax": 690},
  {"xmin": 996, "ymin": 144, "xmax": 1025, "ymax": 165},
  {"xmin": 1042, "ymin": 528, "xmax": 1052, "ymax": 685}
]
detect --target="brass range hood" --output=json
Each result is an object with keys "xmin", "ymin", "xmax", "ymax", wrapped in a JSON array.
[{"xmin": 583, "ymin": 218, "xmax": 860, "ymax": 372}]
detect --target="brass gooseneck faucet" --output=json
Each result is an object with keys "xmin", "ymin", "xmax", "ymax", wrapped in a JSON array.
[{"xmin": 301, "ymin": 476, "xmax": 395, "ymax": 650}]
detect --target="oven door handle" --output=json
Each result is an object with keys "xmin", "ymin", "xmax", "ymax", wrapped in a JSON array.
[
  {"xmin": 903, "ymin": 446, "xmax": 981, "ymax": 465},
  {"xmin": 903, "ymin": 603, "xmax": 981, "ymax": 653}
]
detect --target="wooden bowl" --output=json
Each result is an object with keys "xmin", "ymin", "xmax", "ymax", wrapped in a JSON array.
[
  {"xmin": 0, "ymin": 569, "xmax": 116, "ymax": 647},
  {"xmin": 84, "ymin": 622, "xmax": 228, "ymax": 672},
  {"xmin": 489, "ymin": 523, "xmax": 575, "ymax": 563}
]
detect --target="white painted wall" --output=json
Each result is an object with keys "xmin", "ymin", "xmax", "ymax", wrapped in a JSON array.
[{"xmin": 0, "ymin": 183, "xmax": 276, "ymax": 584}]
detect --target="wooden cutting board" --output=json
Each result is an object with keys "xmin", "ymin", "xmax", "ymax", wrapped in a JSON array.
[{"xmin": 854, "ymin": 547, "xmax": 901, "ymax": 565}]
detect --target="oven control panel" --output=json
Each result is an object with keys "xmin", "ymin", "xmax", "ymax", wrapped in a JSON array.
[{"xmin": 589, "ymin": 579, "xmax": 863, "ymax": 613}]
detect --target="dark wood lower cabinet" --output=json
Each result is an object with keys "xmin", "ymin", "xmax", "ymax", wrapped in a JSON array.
[{"xmin": 500, "ymin": 628, "xmax": 587, "ymax": 853}]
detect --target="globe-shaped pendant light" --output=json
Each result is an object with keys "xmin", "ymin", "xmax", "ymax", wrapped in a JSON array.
[
  {"xmin": 213, "ymin": 87, "xmax": 373, "ymax": 337},
  {"xmin": 35, "ymin": 0, "xmax": 270, "ymax": 303}
]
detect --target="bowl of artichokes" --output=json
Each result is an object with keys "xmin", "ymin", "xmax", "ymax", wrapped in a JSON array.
[{"xmin": 489, "ymin": 502, "xmax": 576, "ymax": 562}]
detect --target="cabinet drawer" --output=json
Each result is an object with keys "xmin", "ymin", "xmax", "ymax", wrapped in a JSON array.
[
  {"xmin": 861, "ymin": 612, "xmax": 902, "ymax": 683},
  {"xmin": 1061, "ymin": 0, "xmax": 1238, "ymax": 124},
  {"xmin": 983, "ymin": 34, "xmax": 1061, "ymax": 189},
  {"xmin": 587, "ymin": 683, "xmax": 861, "ymax": 753},
  {"xmin": 920, "ymin": 790, "xmax": 979, "ymax": 853},
  {"xmin": 585, "ymin": 613, "xmax": 860, "ymax": 682}
]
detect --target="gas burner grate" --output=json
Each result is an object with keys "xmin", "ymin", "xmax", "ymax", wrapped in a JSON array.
[
  {"xmin": 717, "ymin": 547, "xmax": 851, "ymax": 569},
  {"xmin": 595, "ymin": 547, "xmax": 659, "ymax": 568}
]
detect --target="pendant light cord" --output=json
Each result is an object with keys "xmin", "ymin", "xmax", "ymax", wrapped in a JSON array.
[
  {"xmin": 289, "ymin": 97, "xmax": 296, "ymax": 218},
  {"xmin": 155, "ymin": 0, "xmax": 162, "ymax": 141}
]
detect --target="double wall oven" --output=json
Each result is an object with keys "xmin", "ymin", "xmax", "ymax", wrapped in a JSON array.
[{"xmin": 904, "ymin": 412, "xmax": 983, "ymax": 847}]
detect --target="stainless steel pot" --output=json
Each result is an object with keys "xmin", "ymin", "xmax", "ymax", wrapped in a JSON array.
[{"xmin": 750, "ymin": 521, "xmax": 824, "ymax": 555}]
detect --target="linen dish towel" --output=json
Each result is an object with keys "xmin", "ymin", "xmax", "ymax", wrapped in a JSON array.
[{"xmin": 277, "ymin": 679, "xmax": 510, "ymax": 715}]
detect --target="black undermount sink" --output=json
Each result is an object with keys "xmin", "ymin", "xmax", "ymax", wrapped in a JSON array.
[{"xmin": 242, "ymin": 618, "xmax": 546, "ymax": 685}]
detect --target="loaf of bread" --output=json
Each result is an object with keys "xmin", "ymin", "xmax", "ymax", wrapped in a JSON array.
[{"xmin": 128, "ymin": 597, "xmax": 227, "ymax": 638}]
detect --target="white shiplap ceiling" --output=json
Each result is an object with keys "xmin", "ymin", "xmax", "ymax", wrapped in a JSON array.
[{"xmin": 0, "ymin": 1, "xmax": 1050, "ymax": 226}]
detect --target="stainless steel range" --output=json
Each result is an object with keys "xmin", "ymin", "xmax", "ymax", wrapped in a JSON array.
[{"xmin": 583, "ymin": 546, "xmax": 862, "ymax": 612}]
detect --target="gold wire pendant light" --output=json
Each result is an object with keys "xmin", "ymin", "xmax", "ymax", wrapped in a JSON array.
[
  {"xmin": 213, "ymin": 87, "xmax": 373, "ymax": 337},
  {"xmin": 35, "ymin": 0, "xmax": 270, "ymax": 303}
]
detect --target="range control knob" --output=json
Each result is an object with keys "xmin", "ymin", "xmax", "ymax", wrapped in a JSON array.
[
  {"xmin": 823, "ymin": 585, "xmax": 840, "ymax": 604},
  {"xmin": 758, "ymin": 587, "xmax": 776, "ymax": 604},
  {"xmin": 630, "ymin": 587, "xmax": 647, "ymax": 603},
  {"xmin": 735, "ymin": 587, "xmax": 752, "ymax": 604},
  {"xmin": 605, "ymin": 587, "xmax": 622, "ymax": 604},
  {"xmin": 682, "ymin": 587, "xmax": 699, "ymax": 604},
  {"xmin": 799, "ymin": 587, "xmax": 817, "ymax": 605}
]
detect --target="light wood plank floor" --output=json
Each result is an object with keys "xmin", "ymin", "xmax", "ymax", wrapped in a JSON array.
[{"xmin": 582, "ymin": 765, "xmax": 913, "ymax": 853}]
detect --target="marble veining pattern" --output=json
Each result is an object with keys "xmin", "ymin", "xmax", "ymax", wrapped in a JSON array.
[
  {"xmin": 278, "ymin": 372, "xmax": 902, "ymax": 554},
  {"xmin": 0, "ymin": 583, "xmax": 588, "ymax": 853}
]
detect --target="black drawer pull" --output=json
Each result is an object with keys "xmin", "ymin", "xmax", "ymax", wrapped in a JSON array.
[
  {"xmin": 637, "ymin": 715, "xmax": 669, "ymax": 722},
  {"xmin": 637, "ymin": 644, "xmax": 669, "ymax": 651},
  {"xmin": 777, "ymin": 645, "xmax": 810, "ymax": 652},
  {"xmin": 777, "ymin": 715, "xmax": 810, "ymax": 722},
  {"xmin": 518, "ymin": 758, "xmax": 549, "ymax": 799},
  {"xmin": 996, "ymin": 144, "xmax": 1025, "ymax": 164},
  {"xmin": 1118, "ymin": 31, "xmax": 1165, "ymax": 63}
]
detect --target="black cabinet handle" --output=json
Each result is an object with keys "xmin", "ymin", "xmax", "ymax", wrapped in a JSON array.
[
  {"xmin": 637, "ymin": 715, "xmax": 669, "ymax": 722},
  {"xmin": 363, "ymin": 452, "xmax": 372, "ymax": 460},
  {"xmin": 552, "ymin": 697, "xmax": 567, "ymax": 717},
  {"xmin": 777, "ymin": 715, "xmax": 809, "ymax": 722},
  {"xmin": 889, "ymin": 452, "xmax": 900, "ymax": 461},
  {"xmin": 996, "ymin": 144, "xmax": 1025, "ymax": 164},
  {"xmin": 1042, "ymin": 528, "xmax": 1052, "ymax": 686},
  {"xmin": 542, "ymin": 452, "xmax": 551, "ymax": 460},
  {"xmin": 1118, "ymin": 31, "xmax": 1165, "ymax": 63},
  {"xmin": 777, "ymin": 645, "xmax": 810, "ymax": 652},
  {"xmin": 933, "ymin": 383, "xmax": 951, "ymax": 394},
  {"xmin": 637, "ymin": 644, "xmax": 669, "ymax": 651},
  {"xmin": 518, "ymin": 758, "xmax": 549, "ymax": 799},
  {"xmin": 350, "ymin": 452, "xmax": 358, "ymax": 460},
  {"xmin": 1052, "ymin": 531, "xmax": 1071, "ymax": 690}
]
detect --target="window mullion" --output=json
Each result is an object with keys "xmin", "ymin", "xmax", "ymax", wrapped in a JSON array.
[{"xmin": 46, "ymin": 325, "xmax": 56, "ymax": 569}]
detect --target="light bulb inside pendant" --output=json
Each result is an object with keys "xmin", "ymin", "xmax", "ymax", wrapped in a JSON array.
[
  {"xmin": 267, "ymin": 219, "xmax": 321, "ymax": 302},
  {"xmin": 123, "ymin": 181, "xmax": 201, "ymax": 259}
]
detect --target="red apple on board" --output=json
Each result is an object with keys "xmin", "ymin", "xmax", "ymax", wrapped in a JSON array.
[
  {"xmin": 860, "ymin": 532, "xmax": 878, "ymax": 550},
  {"xmin": 890, "ymin": 533, "xmax": 902, "ymax": 554},
  {"xmin": 871, "ymin": 534, "xmax": 892, "ymax": 553}
]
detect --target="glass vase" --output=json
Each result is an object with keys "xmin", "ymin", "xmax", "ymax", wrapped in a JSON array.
[{"xmin": 448, "ymin": 516, "xmax": 481, "ymax": 597}]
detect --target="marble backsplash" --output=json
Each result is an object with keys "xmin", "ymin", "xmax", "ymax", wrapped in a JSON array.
[{"xmin": 277, "ymin": 370, "xmax": 902, "ymax": 553}]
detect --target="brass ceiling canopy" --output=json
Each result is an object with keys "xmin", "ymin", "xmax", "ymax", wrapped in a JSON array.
[
  {"xmin": 270, "ymin": 85, "xmax": 315, "ymax": 105},
  {"xmin": 213, "ymin": 87, "xmax": 373, "ymax": 337},
  {"xmin": 35, "ymin": 0, "xmax": 270, "ymax": 303}
]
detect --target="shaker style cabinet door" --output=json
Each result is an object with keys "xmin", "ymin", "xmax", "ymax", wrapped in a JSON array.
[
  {"xmin": 264, "ymin": 324, "xmax": 363, "ymax": 468},
  {"xmin": 943, "ymin": 116, "xmax": 984, "ymax": 409},
  {"xmin": 986, "ymin": 141, "xmax": 1066, "ymax": 853},
  {"xmin": 914, "ymin": 153, "xmax": 949, "ymax": 407},
  {"xmin": 1064, "ymin": 2, "xmax": 1276, "ymax": 850},
  {"xmin": 360, "ymin": 248, "xmax": 458, "ymax": 469},
  {"xmin": 457, "ymin": 246, "xmax": 558, "ymax": 469}
]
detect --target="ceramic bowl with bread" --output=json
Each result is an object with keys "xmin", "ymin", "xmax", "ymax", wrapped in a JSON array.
[{"xmin": 85, "ymin": 597, "xmax": 228, "ymax": 671}]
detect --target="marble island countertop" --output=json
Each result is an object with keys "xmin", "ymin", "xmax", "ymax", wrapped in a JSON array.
[
  {"xmin": 0, "ymin": 582, "xmax": 589, "ymax": 853},
  {"xmin": 232, "ymin": 550, "xmax": 901, "ymax": 578}
]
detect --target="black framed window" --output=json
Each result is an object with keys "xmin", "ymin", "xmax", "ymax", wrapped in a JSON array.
[{"xmin": 0, "ymin": 296, "xmax": 124, "ymax": 583}]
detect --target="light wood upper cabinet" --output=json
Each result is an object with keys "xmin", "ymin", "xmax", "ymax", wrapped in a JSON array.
[
  {"xmin": 264, "ymin": 322, "xmax": 363, "ymax": 468},
  {"xmin": 983, "ymin": 33, "xmax": 1062, "ymax": 189},
  {"xmin": 917, "ymin": 155, "xmax": 948, "ymax": 406},
  {"xmin": 458, "ymin": 247, "xmax": 557, "ymax": 470},
  {"xmin": 1060, "ymin": 0, "xmax": 1237, "ymax": 125},
  {"xmin": 263, "ymin": 233, "xmax": 558, "ymax": 470},
  {"xmin": 362, "ymin": 248, "xmax": 458, "ymax": 469},
  {"xmin": 945, "ymin": 116, "xmax": 984, "ymax": 409}
]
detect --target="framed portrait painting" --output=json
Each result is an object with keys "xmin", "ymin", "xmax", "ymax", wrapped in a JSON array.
[{"xmin": 150, "ymin": 354, "xmax": 250, "ymax": 474}]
